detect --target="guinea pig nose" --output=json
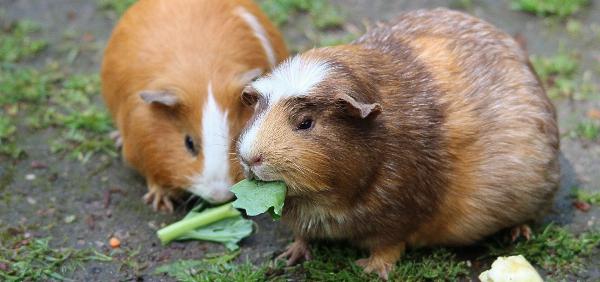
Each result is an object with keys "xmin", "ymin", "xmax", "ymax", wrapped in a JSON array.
[{"xmin": 249, "ymin": 155, "xmax": 263, "ymax": 166}]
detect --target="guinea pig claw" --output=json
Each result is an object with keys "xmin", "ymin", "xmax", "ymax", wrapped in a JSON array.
[
  {"xmin": 276, "ymin": 238, "xmax": 311, "ymax": 266},
  {"xmin": 355, "ymin": 257, "xmax": 393, "ymax": 280},
  {"xmin": 109, "ymin": 130, "xmax": 123, "ymax": 149},
  {"xmin": 142, "ymin": 190, "xmax": 174, "ymax": 213},
  {"xmin": 510, "ymin": 224, "xmax": 532, "ymax": 242}
]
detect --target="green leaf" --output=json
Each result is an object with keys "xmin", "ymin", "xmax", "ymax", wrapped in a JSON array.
[
  {"xmin": 231, "ymin": 179, "xmax": 286, "ymax": 219},
  {"xmin": 179, "ymin": 217, "xmax": 254, "ymax": 251},
  {"xmin": 157, "ymin": 203, "xmax": 242, "ymax": 245}
]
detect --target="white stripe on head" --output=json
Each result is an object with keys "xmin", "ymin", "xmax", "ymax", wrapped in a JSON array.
[
  {"xmin": 252, "ymin": 55, "xmax": 331, "ymax": 104},
  {"xmin": 235, "ymin": 6, "xmax": 276, "ymax": 67},
  {"xmin": 189, "ymin": 82, "xmax": 233, "ymax": 203},
  {"xmin": 238, "ymin": 56, "xmax": 331, "ymax": 161}
]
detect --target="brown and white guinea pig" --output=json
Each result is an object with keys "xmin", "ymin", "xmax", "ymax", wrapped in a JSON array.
[
  {"xmin": 236, "ymin": 8, "xmax": 558, "ymax": 280},
  {"xmin": 101, "ymin": 0, "xmax": 287, "ymax": 212}
]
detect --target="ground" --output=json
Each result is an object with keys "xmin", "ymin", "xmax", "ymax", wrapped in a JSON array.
[{"xmin": 1, "ymin": 0, "xmax": 599, "ymax": 281}]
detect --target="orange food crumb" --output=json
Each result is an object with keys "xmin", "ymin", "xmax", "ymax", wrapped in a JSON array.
[{"xmin": 109, "ymin": 237, "xmax": 121, "ymax": 248}]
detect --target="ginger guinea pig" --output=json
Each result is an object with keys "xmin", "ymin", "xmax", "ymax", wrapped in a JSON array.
[
  {"xmin": 101, "ymin": 0, "xmax": 287, "ymax": 212},
  {"xmin": 237, "ymin": 8, "xmax": 558, "ymax": 280}
]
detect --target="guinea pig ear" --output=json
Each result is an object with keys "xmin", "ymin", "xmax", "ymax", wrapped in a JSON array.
[
  {"xmin": 237, "ymin": 68, "xmax": 263, "ymax": 85},
  {"xmin": 241, "ymin": 85, "xmax": 259, "ymax": 106},
  {"xmin": 336, "ymin": 94, "xmax": 382, "ymax": 119},
  {"xmin": 139, "ymin": 90, "xmax": 179, "ymax": 107}
]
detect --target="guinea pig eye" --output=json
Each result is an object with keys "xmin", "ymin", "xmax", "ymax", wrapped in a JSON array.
[
  {"xmin": 296, "ymin": 118, "xmax": 314, "ymax": 131},
  {"xmin": 184, "ymin": 135, "xmax": 197, "ymax": 155}
]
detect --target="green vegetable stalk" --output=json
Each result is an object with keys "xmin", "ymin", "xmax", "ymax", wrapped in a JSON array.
[{"xmin": 157, "ymin": 203, "xmax": 241, "ymax": 245}]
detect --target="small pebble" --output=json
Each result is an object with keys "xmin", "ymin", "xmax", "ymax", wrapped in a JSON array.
[
  {"xmin": 109, "ymin": 237, "xmax": 121, "ymax": 249},
  {"xmin": 25, "ymin": 174, "xmax": 36, "ymax": 181},
  {"xmin": 30, "ymin": 161, "xmax": 48, "ymax": 169},
  {"xmin": 587, "ymin": 108, "xmax": 600, "ymax": 120},
  {"xmin": 573, "ymin": 200, "xmax": 591, "ymax": 212},
  {"xmin": 147, "ymin": 221, "xmax": 158, "ymax": 230},
  {"xmin": 64, "ymin": 215, "xmax": 76, "ymax": 223},
  {"xmin": 26, "ymin": 197, "xmax": 37, "ymax": 205}
]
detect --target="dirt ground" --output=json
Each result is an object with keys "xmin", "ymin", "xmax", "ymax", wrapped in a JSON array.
[{"xmin": 1, "ymin": 0, "xmax": 599, "ymax": 281}]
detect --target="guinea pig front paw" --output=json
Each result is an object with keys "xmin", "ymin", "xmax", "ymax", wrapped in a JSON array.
[
  {"xmin": 276, "ymin": 237, "xmax": 312, "ymax": 266},
  {"xmin": 509, "ymin": 224, "xmax": 533, "ymax": 242},
  {"xmin": 109, "ymin": 130, "xmax": 123, "ymax": 149},
  {"xmin": 142, "ymin": 186, "xmax": 174, "ymax": 213}
]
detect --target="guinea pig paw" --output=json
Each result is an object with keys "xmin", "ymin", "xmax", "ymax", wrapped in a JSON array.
[
  {"xmin": 355, "ymin": 257, "xmax": 393, "ymax": 281},
  {"xmin": 142, "ymin": 190, "xmax": 174, "ymax": 213},
  {"xmin": 276, "ymin": 238, "xmax": 312, "ymax": 266},
  {"xmin": 109, "ymin": 130, "xmax": 123, "ymax": 149},
  {"xmin": 510, "ymin": 224, "xmax": 532, "ymax": 242}
]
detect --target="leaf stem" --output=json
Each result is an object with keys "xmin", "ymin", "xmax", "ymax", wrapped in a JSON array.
[{"xmin": 157, "ymin": 203, "xmax": 240, "ymax": 244}]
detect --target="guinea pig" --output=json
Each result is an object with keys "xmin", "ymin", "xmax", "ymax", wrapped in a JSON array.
[
  {"xmin": 237, "ymin": 8, "xmax": 558, "ymax": 280},
  {"xmin": 101, "ymin": 0, "xmax": 288, "ymax": 212}
]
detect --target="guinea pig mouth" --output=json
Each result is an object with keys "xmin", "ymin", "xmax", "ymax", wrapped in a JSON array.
[{"xmin": 244, "ymin": 165, "xmax": 279, "ymax": 182}]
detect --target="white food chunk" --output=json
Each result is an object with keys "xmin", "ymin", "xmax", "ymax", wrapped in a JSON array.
[{"xmin": 479, "ymin": 255, "xmax": 543, "ymax": 282}]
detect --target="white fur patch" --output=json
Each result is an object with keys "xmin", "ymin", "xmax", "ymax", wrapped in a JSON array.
[
  {"xmin": 235, "ymin": 6, "xmax": 276, "ymax": 67},
  {"xmin": 252, "ymin": 55, "xmax": 331, "ymax": 104},
  {"xmin": 188, "ymin": 82, "xmax": 233, "ymax": 203},
  {"xmin": 238, "ymin": 110, "xmax": 265, "ymax": 164},
  {"xmin": 238, "ymin": 56, "xmax": 331, "ymax": 165}
]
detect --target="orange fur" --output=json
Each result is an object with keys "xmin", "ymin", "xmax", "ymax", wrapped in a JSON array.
[{"xmin": 101, "ymin": 0, "xmax": 287, "ymax": 211}]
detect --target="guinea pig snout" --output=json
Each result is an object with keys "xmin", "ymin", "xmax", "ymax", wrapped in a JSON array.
[
  {"xmin": 187, "ymin": 178, "xmax": 234, "ymax": 204},
  {"xmin": 240, "ymin": 153, "xmax": 278, "ymax": 181},
  {"xmin": 241, "ymin": 154, "xmax": 263, "ymax": 168},
  {"xmin": 240, "ymin": 154, "xmax": 263, "ymax": 180}
]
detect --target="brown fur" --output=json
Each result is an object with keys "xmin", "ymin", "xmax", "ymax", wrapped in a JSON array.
[
  {"xmin": 101, "ymin": 0, "xmax": 287, "ymax": 210},
  {"xmin": 239, "ymin": 8, "xmax": 559, "ymax": 279}
]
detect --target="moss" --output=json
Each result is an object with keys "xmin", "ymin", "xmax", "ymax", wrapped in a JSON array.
[
  {"xmin": 450, "ymin": 0, "xmax": 475, "ymax": 10},
  {"xmin": 530, "ymin": 50, "xmax": 592, "ymax": 100},
  {"xmin": 566, "ymin": 19, "xmax": 583, "ymax": 36},
  {"xmin": 0, "ymin": 63, "xmax": 59, "ymax": 107},
  {"xmin": 573, "ymin": 120, "xmax": 600, "ymax": 141},
  {"xmin": 314, "ymin": 32, "xmax": 359, "ymax": 47},
  {"xmin": 0, "ymin": 231, "xmax": 111, "ymax": 281},
  {"xmin": 0, "ymin": 19, "xmax": 47, "ymax": 63},
  {"xmin": 0, "ymin": 60, "xmax": 116, "ymax": 161},
  {"xmin": 0, "ymin": 165, "xmax": 15, "ymax": 192},
  {"xmin": 0, "ymin": 116, "xmax": 21, "ymax": 158},
  {"xmin": 259, "ymin": 0, "xmax": 344, "ymax": 30},
  {"xmin": 572, "ymin": 187, "xmax": 600, "ymax": 205},
  {"xmin": 98, "ymin": 0, "xmax": 137, "ymax": 16},
  {"xmin": 510, "ymin": 0, "xmax": 589, "ymax": 18},
  {"xmin": 155, "ymin": 251, "xmax": 273, "ymax": 282}
]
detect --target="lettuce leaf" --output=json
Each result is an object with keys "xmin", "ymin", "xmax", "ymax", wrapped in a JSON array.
[
  {"xmin": 231, "ymin": 179, "xmax": 286, "ymax": 219},
  {"xmin": 157, "ymin": 203, "xmax": 253, "ymax": 250}
]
